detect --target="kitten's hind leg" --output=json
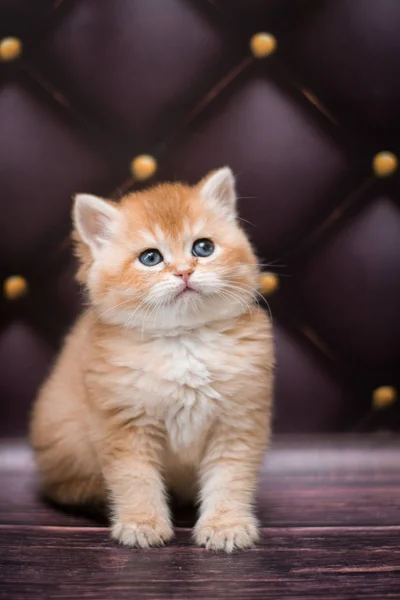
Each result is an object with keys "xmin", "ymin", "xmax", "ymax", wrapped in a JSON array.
[
  {"xmin": 32, "ymin": 432, "xmax": 106, "ymax": 507},
  {"xmin": 30, "ymin": 385, "xmax": 105, "ymax": 507},
  {"xmin": 41, "ymin": 472, "xmax": 106, "ymax": 507},
  {"xmin": 32, "ymin": 431, "xmax": 106, "ymax": 507}
]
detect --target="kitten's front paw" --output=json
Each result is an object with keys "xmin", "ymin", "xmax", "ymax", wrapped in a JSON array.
[
  {"xmin": 111, "ymin": 517, "xmax": 174, "ymax": 548},
  {"xmin": 194, "ymin": 515, "xmax": 259, "ymax": 552}
]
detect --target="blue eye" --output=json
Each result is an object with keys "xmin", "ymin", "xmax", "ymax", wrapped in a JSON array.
[
  {"xmin": 192, "ymin": 238, "xmax": 215, "ymax": 258},
  {"xmin": 139, "ymin": 249, "xmax": 163, "ymax": 267}
]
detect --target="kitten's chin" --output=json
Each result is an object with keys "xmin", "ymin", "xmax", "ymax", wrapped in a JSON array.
[
  {"xmin": 131, "ymin": 296, "xmax": 249, "ymax": 331},
  {"xmin": 99, "ymin": 289, "xmax": 253, "ymax": 331},
  {"xmin": 174, "ymin": 287, "xmax": 199, "ymax": 301}
]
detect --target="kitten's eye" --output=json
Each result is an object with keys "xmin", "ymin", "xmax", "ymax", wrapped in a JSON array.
[
  {"xmin": 139, "ymin": 249, "xmax": 163, "ymax": 267},
  {"xmin": 192, "ymin": 238, "xmax": 215, "ymax": 258}
]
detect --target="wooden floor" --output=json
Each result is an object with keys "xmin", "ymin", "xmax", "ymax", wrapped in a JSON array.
[{"xmin": 1, "ymin": 435, "xmax": 400, "ymax": 599}]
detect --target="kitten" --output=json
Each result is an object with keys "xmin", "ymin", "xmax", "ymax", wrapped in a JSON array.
[{"xmin": 30, "ymin": 167, "xmax": 274, "ymax": 552}]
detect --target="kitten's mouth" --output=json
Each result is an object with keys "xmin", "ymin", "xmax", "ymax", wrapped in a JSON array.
[{"xmin": 175, "ymin": 286, "xmax": 198, "ymax": 299}]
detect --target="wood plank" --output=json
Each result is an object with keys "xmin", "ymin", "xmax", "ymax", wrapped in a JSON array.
[
  {"xmin": 1, "ymin": 525, "xmax": 400, "ymax": 599},
  {"xmin": 2, "ymin": 436, "xmax": 400, "ymax": 528},
  {"xmin": 3, "ymin": 469, "xmax": 400, "ymax": 529}
]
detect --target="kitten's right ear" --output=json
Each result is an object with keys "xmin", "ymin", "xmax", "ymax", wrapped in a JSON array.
[{"xmin": 73, "ymin": 194, "xmax": 120, "ymax": 255}]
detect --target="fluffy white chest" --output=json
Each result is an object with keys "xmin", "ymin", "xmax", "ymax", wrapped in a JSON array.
[{"xmin": 116, "ymin": 329, "xmax": 229, "ymax": 453}]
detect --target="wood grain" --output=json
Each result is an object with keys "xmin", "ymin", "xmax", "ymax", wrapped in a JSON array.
[
  {"xmin": 1, "ymin": 525, "xmax": 400, "ymax": 599},
  {"xmin": 1, "ymin": 436, "xmax": 400, "ymax": 599},
  {"xmin": 3, "ymin": 468, "xmax": 400, "ymax": 529},
  {"xmin": 1, "ymin": 436, "xmax": 400, "ymax": 528}
]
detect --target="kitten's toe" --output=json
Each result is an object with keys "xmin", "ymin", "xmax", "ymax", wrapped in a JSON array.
[
  {"xmin": 111, "ymin": 518, "xmax": 174, "ymax": 548},
  {"xmin": 194, "ymin": 515, "xmax": 259, "ymax": 552}
]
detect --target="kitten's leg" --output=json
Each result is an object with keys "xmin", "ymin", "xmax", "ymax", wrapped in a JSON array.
[
  {"xmin": 100, "ymin": 421, "xmax": 173, "ymax": 548},
  {"xmin": 30, "ymin": 388, "xmax": 105, "ymax": 506},
  {"xmin": 40, "ymin": 472, "xmax": 105, "ymax": 506},
  {"xmin": 194, "ymin": 416, "xmax": 270, "ymax": 552}
]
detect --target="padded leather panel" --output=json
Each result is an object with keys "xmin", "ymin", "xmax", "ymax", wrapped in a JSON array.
[
  {"xmin": 1, "ymin": 0, "xmax": 399, "ymax": 435},
  {"xmin": 285, "ymin": 0, "xmax": 400, "ymax": 134}
]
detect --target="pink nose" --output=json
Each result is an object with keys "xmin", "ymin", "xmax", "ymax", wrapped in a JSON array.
[{"xmin": 174, "ymin": 270, "xmax": 193, "ymax": 285}]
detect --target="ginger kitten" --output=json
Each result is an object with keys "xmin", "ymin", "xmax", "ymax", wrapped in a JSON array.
[{"xmin": 30, "ymin": 167, "xmax": 274, "ymax": 552}]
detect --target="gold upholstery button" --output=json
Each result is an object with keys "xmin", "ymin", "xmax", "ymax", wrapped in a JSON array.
[
  {"xmin": 3, "ymin": 275, "xmax": 28, "ymax": 300},
  {"xmin": 372, "ymin": 151, "xmax": 398, "ymax": 177},
  {"xmin": 250, "ymin": 33, "xmax": 277, "ymax": 58},
  {"xmin": 259, "ymin": 272, "xmax": 279, "ymax": 295},
  {"xmin": 372, "ymin": 386, "xmax": 397, "ymax": 410},
  {"xmin": 130, "ymin": 155, "xmax": 157, "ymax": 181},
  {"xmin": 0, "ymin": 37, "xmax": 22, "ymax": 62}
]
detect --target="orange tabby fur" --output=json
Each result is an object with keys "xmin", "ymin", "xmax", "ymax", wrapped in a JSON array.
[{"xmin": 30, "ymin": 167, "xmax": 274, "ymax": 552}]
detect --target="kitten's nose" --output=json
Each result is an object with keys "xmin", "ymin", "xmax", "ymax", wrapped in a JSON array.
[{"xmin": 174, "ymin": 269, "xmax": 193, "ymax": 285}]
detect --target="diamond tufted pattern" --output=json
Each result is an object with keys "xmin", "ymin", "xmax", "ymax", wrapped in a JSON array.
[{"xmin": 1, "ymin": 0, "xmax": 399, "ymax": 436}]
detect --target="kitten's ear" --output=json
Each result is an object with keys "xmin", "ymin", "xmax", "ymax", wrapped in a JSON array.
[
  {"xmin": 199, "ymin": 167, "xmax": 237, "ymax": 218},
  {"xmin": 73, "ymin": 194, "xmax": 120, "ymax": 255}
]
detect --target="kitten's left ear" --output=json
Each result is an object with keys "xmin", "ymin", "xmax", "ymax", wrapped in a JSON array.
[{"xmin": 199, "ymin": 167, "xmax": 237, "ymax": 218}]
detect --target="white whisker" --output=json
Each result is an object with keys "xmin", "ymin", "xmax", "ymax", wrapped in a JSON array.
[
  {"xmin": 93, "ymin": 294, "xmax": 143, "ymax": 326},
  {"xmin": 124, "ymin": 298, "xmax": 150, "ymax": 332},
  {"xmin": 222, "ymin": 281, "xmax": 273, "ymax": 324}
]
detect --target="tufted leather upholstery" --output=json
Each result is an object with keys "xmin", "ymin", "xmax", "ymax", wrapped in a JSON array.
[{"xmin": 1, "ymin": 0, "xmax": 400, "ymax": 436}]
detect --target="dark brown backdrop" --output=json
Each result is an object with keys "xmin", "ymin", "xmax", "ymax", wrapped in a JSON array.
[{"xmin": 1, "ymin": 0, "xmax": 400, "ymax": 437}]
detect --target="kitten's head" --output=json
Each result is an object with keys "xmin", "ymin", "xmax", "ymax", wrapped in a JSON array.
[{"xmin": 74, "ymin": 167, "xmax": 259, "ymax": 330}]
